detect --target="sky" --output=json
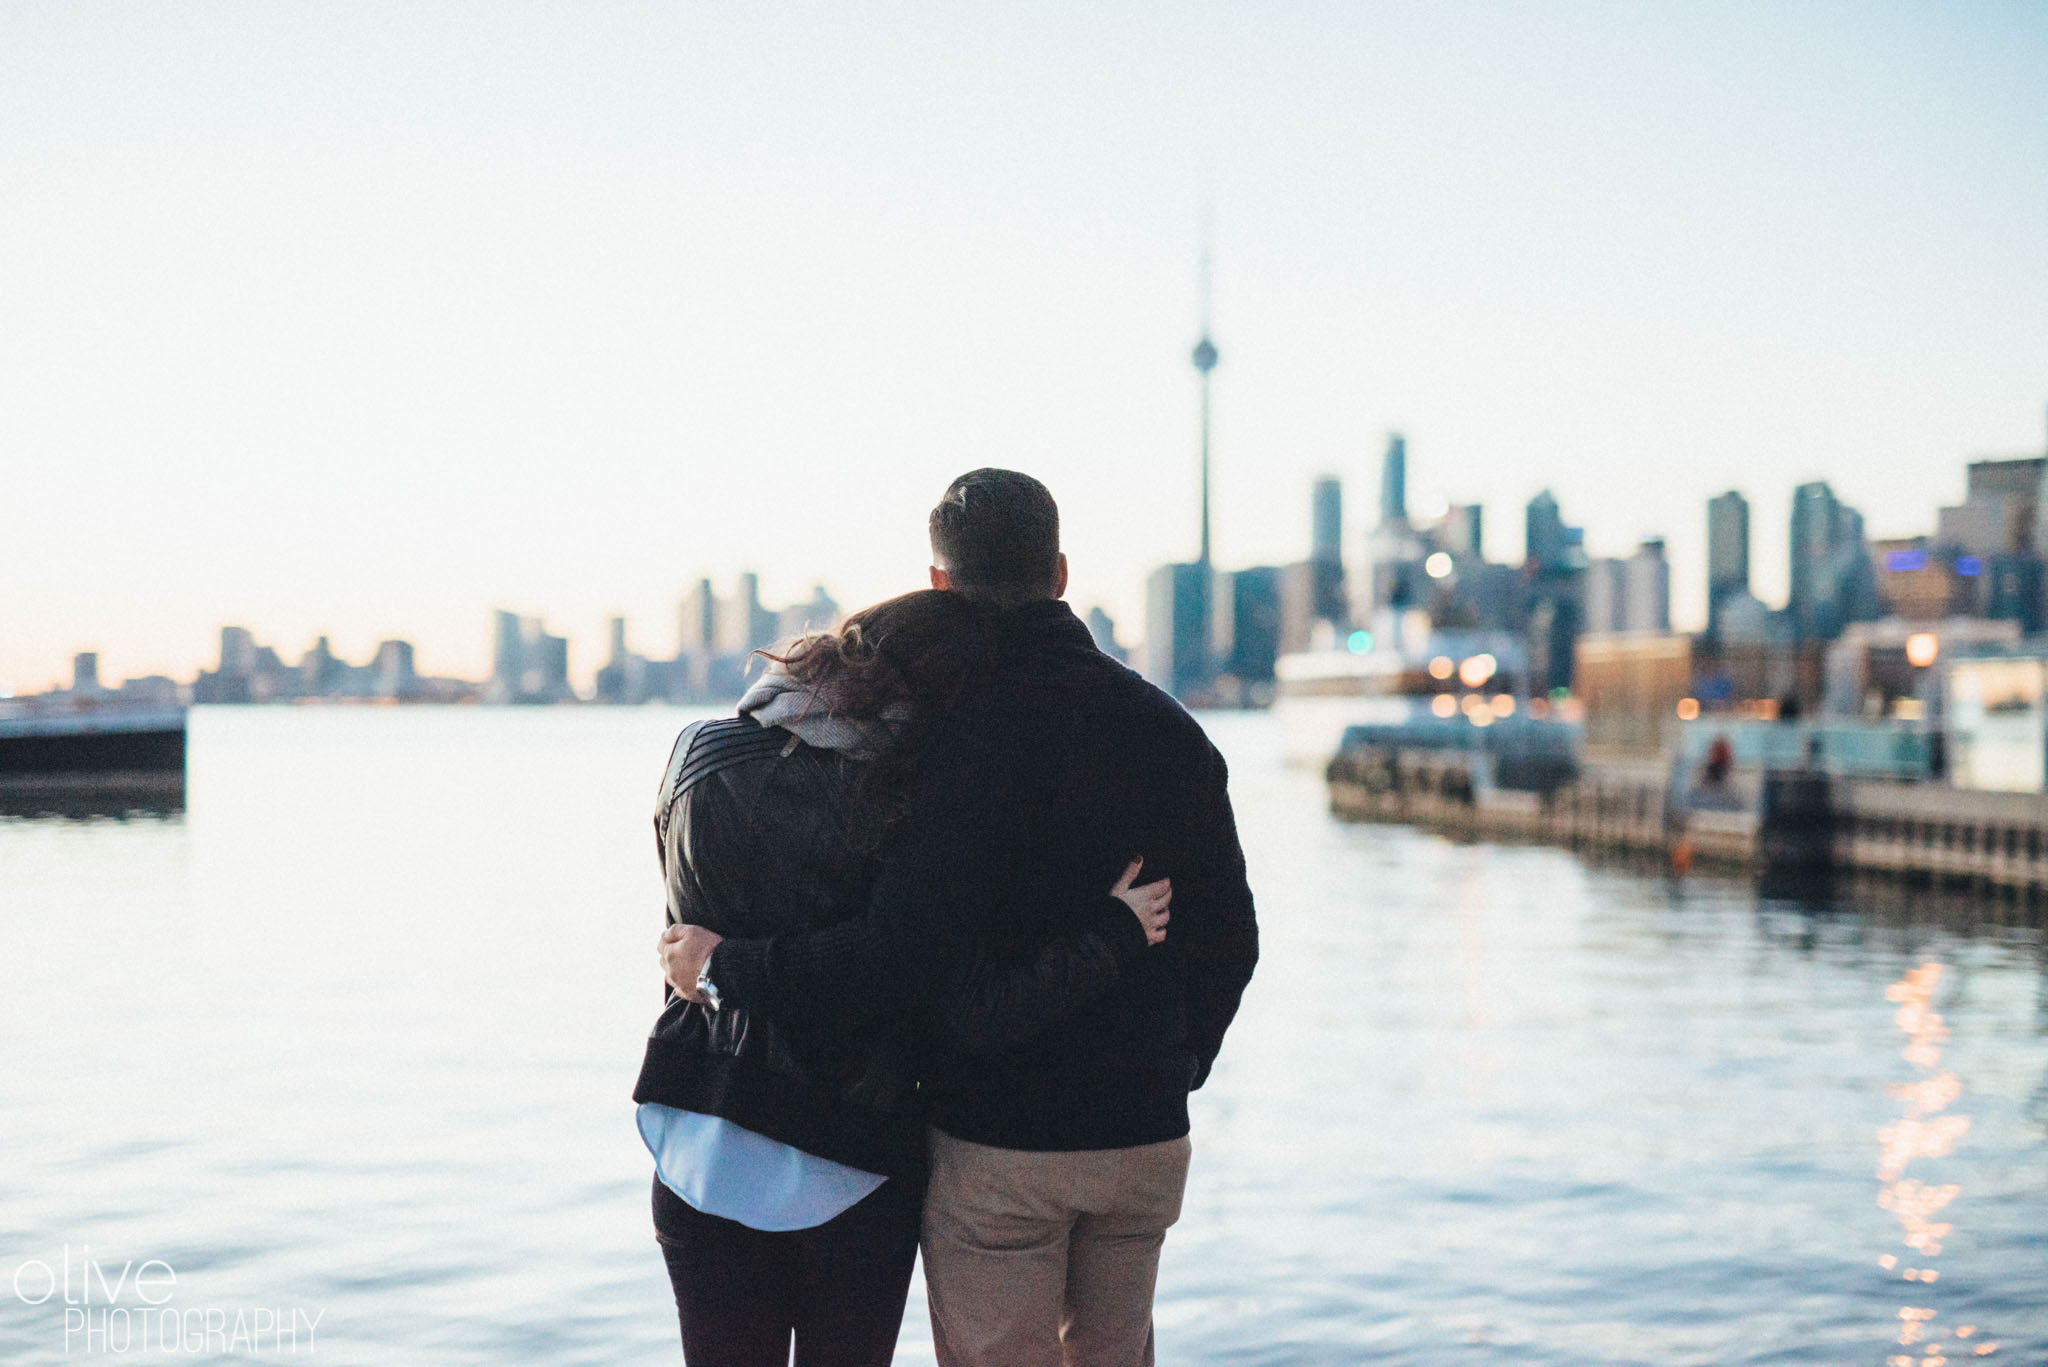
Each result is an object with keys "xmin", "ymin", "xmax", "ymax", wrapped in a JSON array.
[{"xmin": 3, "ymin": 1, "xmax": 2045, "ymax": 691}]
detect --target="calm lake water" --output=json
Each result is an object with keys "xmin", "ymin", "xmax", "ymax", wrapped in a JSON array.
[{"xmin": 4, "ymin": 707, "xmax": 2047, "ymax": 1365}]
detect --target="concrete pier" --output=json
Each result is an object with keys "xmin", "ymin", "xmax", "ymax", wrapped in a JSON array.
[{"xmin": 1327, "ymin": 743, "xmax": 2048, "ymax": 896}]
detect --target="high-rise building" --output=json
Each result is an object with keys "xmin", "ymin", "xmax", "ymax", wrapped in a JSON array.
[
  {"xmin": 1706, "ymin": 491, "xmax": 1750, "ymax": 636},
  {"xmin": 1143, "ymin": 562, "xmax": 1211, "ymax": 699},
  {"xmin": 1309, "ymin": 475, "xmax": 1346, "ymax": 625},
  {"xmin": 491, "ymin": 611, "xmax": 572, "ymax": 703},
  {"xmin": 1311, "ymin": 476, "xmax": 1342, "ymax": 562},
  {"xmin": 1379, "ymin": 433, "xmax": 1407, "ymax": 527},
  {"xmin": 776, "ymin": 586, "xmax": 840, "ymax": 643},
  {"xmin": 1225, "ymin": 567, "xmax": 1284, "ymax": 686},
  {"xmin": 1623, "ymin": 538, "xmax": 1671, "ymax": 632},
  {"xmin": 1584, "ymin": 558, "xmax": 1628, "ymax": 634},
  {"xmin": 372, "ymin": 640, "xmax": 417, "ymax": 699},
  {"xmin": 1084, "ymin": 606, "xmax": 1126, "ymax": 662},
  {"xmin": 1525, "ymin": 490, "xmax": 1569, "ymax": 571},
  {"xmin": 71, "ymin": 651, "xmax": 100, "ymax": 695},
  {"xmin": 1441, "ymin": 504, "xmax": 1483, "ymax": 559},
  {"xmin": 300, "ymin": 635, "xmax": 345, "ymax": 697},
  {"xmin": 491, "ymin": 611, "xmax": 524, "ymax": 701},
  {"xmin": 679, "ymin": 578, "xmax": 717, "ymax": 658},
  {"xmin": 219, "ymin": 626, "xmax": 257, "ymax": 680},
  {"xmin": 717, "ymin": 573, "xmax": 773, "ymax": 655},
  {"xmin": 1789, "ymin": 481, "xmax": 1879, "ymax": 641}
]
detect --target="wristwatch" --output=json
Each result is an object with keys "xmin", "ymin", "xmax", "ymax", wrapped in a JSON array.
[{"xmin": 695, "ymin": 951, "xmax": 723, "ymax": 1013}]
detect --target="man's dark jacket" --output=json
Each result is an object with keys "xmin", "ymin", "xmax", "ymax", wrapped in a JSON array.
[{"xmin": 712, "ymin": 600, "xmax": 1261, "ymax": 1152}]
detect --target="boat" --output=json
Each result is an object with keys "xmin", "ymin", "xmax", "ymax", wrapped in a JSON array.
[{"xmin": 1272, "ymin": 613, "xmax": 1539, "ymax": 767}]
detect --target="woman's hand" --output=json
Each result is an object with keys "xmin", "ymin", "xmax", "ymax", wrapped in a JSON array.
[{"xmin": 1111, "ymin": 857, "xmax": 1171, "ymax": 947}]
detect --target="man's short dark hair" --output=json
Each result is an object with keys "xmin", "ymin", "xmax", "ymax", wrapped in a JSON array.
[{"xmin": 928, "ymin": 469, "xmax": 1061, "ymax": 606}]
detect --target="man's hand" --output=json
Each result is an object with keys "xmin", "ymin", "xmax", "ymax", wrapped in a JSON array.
[
  {"xmin": 659, "ymin": 923, "xmax": 725, "ymax": 1000},
  {"xmin": 1111, "ymin": 857, "xmax": 1171, "ymax": 947}
]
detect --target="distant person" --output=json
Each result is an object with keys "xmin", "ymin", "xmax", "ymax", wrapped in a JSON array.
[
  {"xmin": 635, "ymin": 589, "xmax": 1171, "ymax": 1367},
  {"xmin": 663, "ymin": 469, "xmax": 1260, "ymax": 1366}
]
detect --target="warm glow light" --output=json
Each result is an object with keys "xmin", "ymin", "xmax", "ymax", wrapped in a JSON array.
[
  {"xmin": 1429, "ymin": 655, "xmax": 1456, "ymax": 680},
  {"xmin": 1431, "ymin": 693, "xmax": 1458, "ymax": 718},
  {"xmin": 1461, "ymin": 693, "xmax": 1487, "ymax": 716},
  {"xmin": 1676, "ymin": 697, "xmax": 1701, "ymax": 721},
  {"xmin": 1425, "ymin": 551, "xmax": 1454, "ymax": 579},
  {"xmin": 1878, "ymin": 961, "xmax": 1974, "ymax": 1353},
  {"xmin": 1906, "ymin": 633, "xmax": 1940, "ymax": 668},
  {"xmin": 1490, "ymin": 693, "xmax": 1514, "ymax": 717},
  {"xmin": 1457, "ymin": 653, "xmax": 1497, "ymax": 688},
  {"xmin": 1468, "ymin": 707, "xmax": 1494, "ymax": 728}
]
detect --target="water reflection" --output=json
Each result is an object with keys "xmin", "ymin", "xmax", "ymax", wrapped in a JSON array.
[
  {"xmin": 1878, "ymin": 962, "xmax": 1993, "ymax": 1363},
  {"xmin": 7, "ymin": 710, "xmax": 2048, "ymax": 1363}
]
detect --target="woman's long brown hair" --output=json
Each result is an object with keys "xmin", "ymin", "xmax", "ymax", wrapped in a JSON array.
[{"xmin": 760, "ymin": 589, "xmax": 998, "ymax": 847}]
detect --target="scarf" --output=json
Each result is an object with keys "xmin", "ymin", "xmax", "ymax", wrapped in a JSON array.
[{"xmin": 736, "ymin": 663, "xmax": 910, "ymax": 760}]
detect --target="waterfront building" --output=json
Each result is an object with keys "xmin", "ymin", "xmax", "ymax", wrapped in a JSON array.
[
  {"xmin": 71, "ymin": 652, "xmax": 101, "ymax": 696},
  {"xmin": 372, "ymin": 640, "xmax": 418, "ymax": 700},
  {"xmin": 594, "ymin": 618, "xmax": 647, "ymax": 705},
  {"xmin": 1822, "ymin": 617, "xmax": 2019, "ymax": 722},
  {"xmin": 1574, "ymin": 631, "xmax": 1693, "ymax": 760},
  {"xmin": 1948, "ymin": 645, "xmax": 2048, "ymax": 791},
  {"xmin": 489, "ymin": 611, "xmax": 573, "ymax": 704}
]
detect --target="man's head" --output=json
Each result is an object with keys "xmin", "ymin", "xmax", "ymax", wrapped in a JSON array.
[{"xmin": 927, "ymin": 468, "xmax": 1068, "ymax": 606}]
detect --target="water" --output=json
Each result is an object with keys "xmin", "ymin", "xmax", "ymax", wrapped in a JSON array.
[{"xmin": 3, "ymin": 707, "xmax": 2046, "ymax": 1365}]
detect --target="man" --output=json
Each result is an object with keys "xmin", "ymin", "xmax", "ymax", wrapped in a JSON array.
[{"xmin": 661, "ymin": 468, "xmax": 1258, "ymax": 1366}]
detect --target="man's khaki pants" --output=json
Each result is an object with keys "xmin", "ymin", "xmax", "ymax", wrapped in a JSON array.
[{"xmin": 921, "ymin": 1128, "xmax": 1193, "ymax": 1367}]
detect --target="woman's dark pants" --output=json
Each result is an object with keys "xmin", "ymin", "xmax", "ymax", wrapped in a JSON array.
[{"xmin": 652, "ymin": 1173, "xmax": 923, "ymax": 1367}]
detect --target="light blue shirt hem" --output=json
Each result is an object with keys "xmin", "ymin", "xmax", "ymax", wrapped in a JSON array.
[{"xmin": 636, "ymin": 1102, "xmax": 886, "ymax": 1233}]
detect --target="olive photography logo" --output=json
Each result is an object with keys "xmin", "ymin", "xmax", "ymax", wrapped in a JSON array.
[{"xmin": 9, "ymin": 1247, "xmax": 324, "ymax": 1357}]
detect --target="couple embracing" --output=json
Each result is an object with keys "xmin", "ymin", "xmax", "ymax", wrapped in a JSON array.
[{"xmin": 634, "ymin": 469, "xmax": 1260, "ymax": 1366}]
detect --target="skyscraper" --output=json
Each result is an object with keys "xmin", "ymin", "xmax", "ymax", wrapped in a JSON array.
[
  {"xmin": 1311, "ymin": 476, "xmax": 1342, "ymax": 563},
  {"xmin": 1309, "ymin": 475, "xmax": 1346, "ymax": 625},
  {"xmin": 1379, "ymin": 433, "xmax": 1408, "ymax": 527},
  {"xmin": 1441, "ymin": 504, "xmax": 1483, "ymax": 559},
  {"xmin": 1790, "ymin": 481, "xmax": 1879, "ymax": 641},
  {"xmin": 1706, "ymin": 490, "xmax": 1750, "ymax": 636},
  {"xmin": 1525, "ymin": 490, "xmax": 1568, "ymax": 571},
  {"xmin": 678, "ymin": 578, "xmax": 717, "ymax": 658},
  {"xmin": 1143, "ymin": 562, "xmax": 1211, "ymax": 699},
  {"xmin": 1584, "ymin": 558, "xmax": 1628, "ymax": 634},
  {"xmin": 1623, "ymin": 538, "xmax": 1671, "ymax": 632}
]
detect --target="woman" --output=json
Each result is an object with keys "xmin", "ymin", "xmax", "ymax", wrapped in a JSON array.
[{"xmin": 631, "ymin": 589, "xmax": 1168, "ymax": 1367}]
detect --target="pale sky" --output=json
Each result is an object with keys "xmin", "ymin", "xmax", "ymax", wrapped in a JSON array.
[{"xmin": 4, "ymin": 1, "xmax": 2045, "ymax": 691}]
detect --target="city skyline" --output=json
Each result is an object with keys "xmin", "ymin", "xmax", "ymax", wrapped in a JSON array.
[
  {"xmin": 22, "ymin": 417, "xmax": 2048, "ymax": 706},
  {"xmin": 4, "ymin": 4, "xmax": 2045, "ymax": 690}
]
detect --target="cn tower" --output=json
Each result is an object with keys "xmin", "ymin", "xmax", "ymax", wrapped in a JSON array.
[{"xmin": 1192, "ymin": 237, "xmax": 1218, "ymax": 571}]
